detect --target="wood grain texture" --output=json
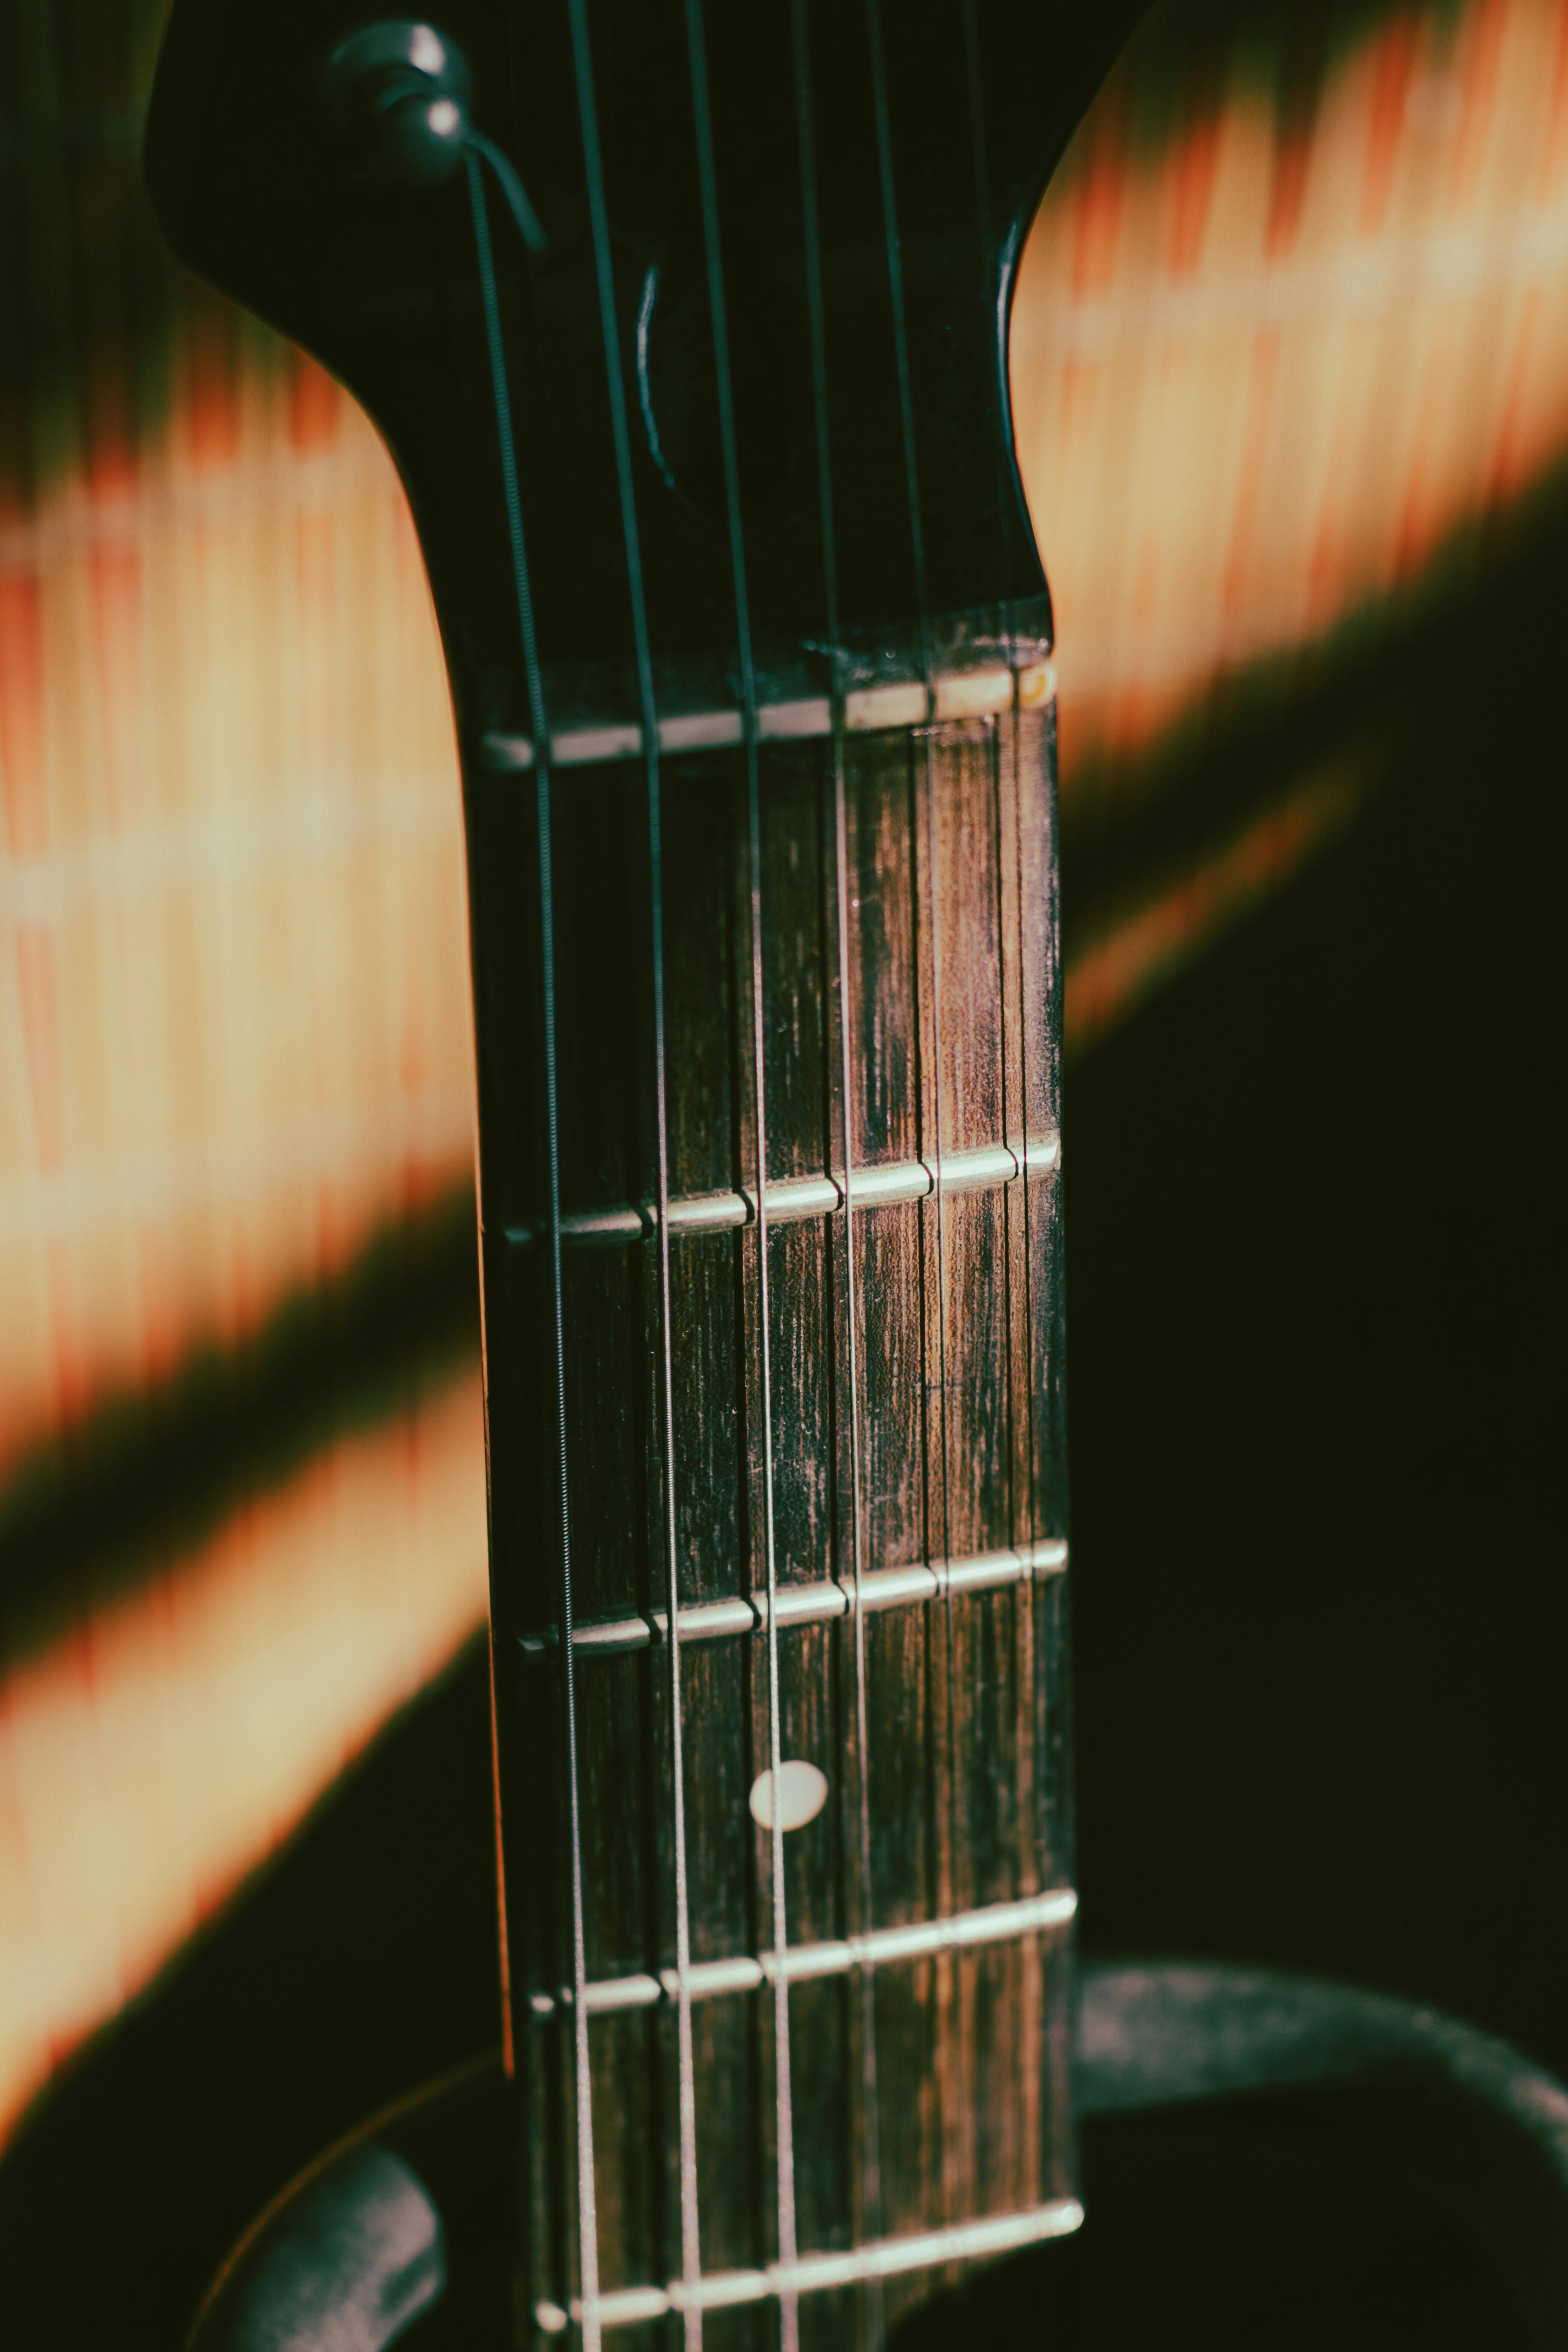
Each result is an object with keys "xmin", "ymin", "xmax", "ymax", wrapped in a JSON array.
[{"xmin": 475, "ymin": 692, "xmax": 1070, "ymax": 2342}]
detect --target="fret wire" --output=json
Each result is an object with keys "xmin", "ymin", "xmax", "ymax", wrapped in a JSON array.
[
  {"xmin": 681, "ymin": 5, "xmax": 799, "ymax": 2332},
  {"xmin": 478, "ymin": 659, "xmax": 1050, "ymax": 776},
  {"xmin": 518, "ymin": 1537, "xmax": 1069, "ymax": 1663},
  {"xmin": 464, "ymin": 155, "xmax": 600, "ymax": 2344},
  {"xmin": 788, "ymin": 0, "xmax": 885, "ymax": 2309},
  {"xmin": 532, "ymin": 1886, "xmax": 1076, "ymax": 2021},
  {"xmin": 535, "ymin": 2196, "xmax": 1084, "ymax": 2334},
  {"xmin": 501, "ymin": 1132, "xmax": 1059, "ymax": 1254},
  {"xmin": 562, "ymin": 8, "xmax": 704, "ymax": 2337}
]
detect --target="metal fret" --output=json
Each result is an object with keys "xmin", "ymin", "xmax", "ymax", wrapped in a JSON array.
[
  {"xmin": 533, "ymin": 2193, "xmax": 1084, "ymax": 2333},
  {"xmin": 480, "ymin": 660, "xmax": 1055, "ymax": 775},
  {"xmin": 518, "ymin": 1537, "xmax": 1067, "ymax": 1661},
  {"xmin": 528, "ymin": 1886, "xmax": 1077, "ymax": 2022},
  {"xmin": 502, "ymin": 1131, "xmax": 1059, "ymax": 1253}
]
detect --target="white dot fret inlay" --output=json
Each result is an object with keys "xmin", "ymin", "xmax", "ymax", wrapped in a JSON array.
[{"xmin": 749, "ymin": 1761, "xmax": 828, "ymax": 1833}]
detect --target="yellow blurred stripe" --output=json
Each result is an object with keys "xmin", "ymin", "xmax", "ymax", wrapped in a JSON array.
[
  {"xmin": 0, "ymin": 1364, "xmax": 489, "ymax": 2149},
  {"xmin": 1012, "ymin": 0, "xmax": 1568, "ymax": 799}
]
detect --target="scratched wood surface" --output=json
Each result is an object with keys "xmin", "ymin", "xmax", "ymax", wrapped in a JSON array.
[{"xmin": 475, "ymin": 690, "xmax": 1072, "ymax": 2344}]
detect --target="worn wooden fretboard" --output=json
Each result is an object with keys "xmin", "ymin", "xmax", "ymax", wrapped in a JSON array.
[{"xmin": 475, "ymin": 651, "xmax": 1075, "ymax": 2345}]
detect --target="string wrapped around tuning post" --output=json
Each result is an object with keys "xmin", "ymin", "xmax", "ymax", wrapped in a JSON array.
[{"xmin": 318, "ymin": 18, "xmax": 546, "ymax": 250}]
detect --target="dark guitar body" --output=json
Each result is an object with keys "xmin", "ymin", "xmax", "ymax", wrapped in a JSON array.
[{"xmin": 186, "ymin": 1965, "xmax": 1568, "ymax": 2351}]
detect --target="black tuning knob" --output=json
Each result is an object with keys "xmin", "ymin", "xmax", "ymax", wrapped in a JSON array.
[
  {"xmin": 320, "ymin": 21, "xmax": 472, "ymax": 189},
  {"xmin": 318, "ymin": 19, "xmax": 546, "ymax": 252}
]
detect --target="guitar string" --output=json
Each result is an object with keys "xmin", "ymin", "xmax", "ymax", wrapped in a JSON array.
[
  {"xmin": 560, "ymin": 7, "xmax": 704, "ymax": 2339},
  {"xmin": 468, "ymin": 13, "xmax": 1052, "ymax": 2321},
  {"xmin": 957, "ymin": 6, "xmax": 1031, "ymax": 1941},
  {"xmin": 863, "ymin": 0, "xmax": 961, "ymax": 2134},
  {"xmin": 464, "ymin": 151, "xmax": 602, "ymax": 2347},
  {"xmin": 957, "ymin": 0, "xmax": 1049, "ymax": 1911},
  {"xmin": 485, "ymin": 8, "xmax": 1041, "ymax": 2310},
  {"xmin": 786, "ymin": 3, "xmax": 886, "ymax": 2335},
  {"xmin": 679, "ymin": 6, "xmax": 800, "ymax": 2341}
]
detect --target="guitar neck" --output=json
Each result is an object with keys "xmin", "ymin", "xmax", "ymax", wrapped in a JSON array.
[
  {"xmin": 470, "ymin": 636, "xmax": 1075, "ymax": 2339},
  {"xmin": 140, "ymin": 0, "xmax": 1156, "ymax": 2334}
]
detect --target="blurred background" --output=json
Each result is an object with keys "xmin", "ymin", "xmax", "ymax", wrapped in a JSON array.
[{"xmin": 2, "ymin": 0, "xmax": 1567, "ymax": 2339}]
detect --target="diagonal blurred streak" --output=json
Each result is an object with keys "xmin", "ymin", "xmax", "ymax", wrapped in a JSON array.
[
  {"xmin": 0, "ymin": 1356, "xmax": 490, "ymax": 2152},
  {"xmin": 0, "ymin": 1182, "xmax": 478, "ymax": 1654}
]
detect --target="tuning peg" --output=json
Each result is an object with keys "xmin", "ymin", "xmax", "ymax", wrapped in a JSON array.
[{"xmin": 320, "ymin": 21, "xmax": 473, "ymax": 189}]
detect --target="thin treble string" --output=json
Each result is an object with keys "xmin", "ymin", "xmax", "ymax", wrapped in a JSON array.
[
  {"xmin": 963, "ymin": 16, "xmax": 1043, "ymax": 1585},
  {"xmin": 958, "ymin": 0, "xmax": 1042, "ymax": 1888},
  {"xmin": 957, "ymin": 0, "xmax": 1008, "ymax": 654},
  {"xmin": 464, "ymin": 153, "xmax": 600, "ymax": 2347},
  {"xmin": 863, "ymin": 0, "xmax": 957, "ymax": 1931},
  {"xmin": 680, "ymin": 6, "xmax": 798, "ymax": 2339},
  {"xmin": 863, "ymin": 0, "xmax": 930, "ymax": 635},
  {"xmin": 787, "ymin": 0, "xmax": 885, "ymax": 2315},
  {"xmin": 561, "ymin": 7, "xmax": 703, "ymax": 2339}
]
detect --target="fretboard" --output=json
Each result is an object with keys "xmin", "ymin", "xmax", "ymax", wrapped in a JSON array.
[{"xmin": 470, "ymin": 642, "xmax": 1075, "ymax": 2344}]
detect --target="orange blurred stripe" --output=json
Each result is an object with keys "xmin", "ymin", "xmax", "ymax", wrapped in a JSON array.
[{"xmin": 0, "ymin": 1364, "xmax": 489, "ymax": 2150}]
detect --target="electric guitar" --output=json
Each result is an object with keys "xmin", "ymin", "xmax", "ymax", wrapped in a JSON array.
[{"xmin": 145, "ymin": 6, "xmax": 1142, "ymax": 2343}]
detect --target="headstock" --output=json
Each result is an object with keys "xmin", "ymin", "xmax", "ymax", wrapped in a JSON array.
[{"xmin": 146, "ymin": 0, "xmax": 1143, "ymax": 737}]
